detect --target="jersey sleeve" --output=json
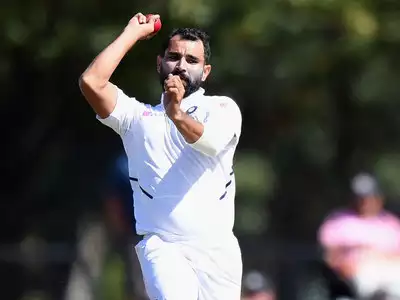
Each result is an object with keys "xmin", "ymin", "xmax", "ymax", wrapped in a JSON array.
[
  {"xmin": 318, "ymin": 215, "xmax": 357, "ymax": 249},
  {"xmin": 318, "ymin": 218, "xmax": 341, "ymax": 248},
  {"xmin": 96, "ymin": 87, "xmax": 146, "ymax": 136},
  {"xmin": 189, "ymin": 96, "xmax": 242, "ymax": 157}
]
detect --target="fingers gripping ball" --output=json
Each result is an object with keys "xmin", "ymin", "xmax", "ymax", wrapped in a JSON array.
[{"xmin": 146, "ymin": 14, "xmax": 162, "ymax": 33}]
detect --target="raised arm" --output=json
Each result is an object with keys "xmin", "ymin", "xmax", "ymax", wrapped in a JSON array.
[{"xmin": 79, "ymin": 13, "xmax": 160, "ymax": 118}]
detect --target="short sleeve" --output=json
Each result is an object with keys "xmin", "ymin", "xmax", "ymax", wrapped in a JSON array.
[
  {"xmin": 318, "ymin": 218, "xmax": 342, "ymax": 248},
  {"xmin": 189, "ymin": 96, "xmax": 242, "ymax": 157},
  {"xmin": 318, "ymin": 215, "xmax": 361, "ymax": 249},
  {"xmin": 96, "ymin": 87, "xmax": 146, "ymax": 136}
]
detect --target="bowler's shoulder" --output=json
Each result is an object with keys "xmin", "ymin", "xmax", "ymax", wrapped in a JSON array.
[
  {"xmin": 203, "ymin": 94, "xmax": 241, "ymax": 113},
  {"xmin": 204, "ymin": 94, "xmax": 237, "ymax": 104}
]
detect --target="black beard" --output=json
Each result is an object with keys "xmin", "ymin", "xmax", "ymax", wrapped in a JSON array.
[
  {"xmin": 159, "ymin": 68, "xmax": 203, "ymax": 98},
  {"xmin": 182, "ymin": 79, "xmax": 201, "ymax": 98}
]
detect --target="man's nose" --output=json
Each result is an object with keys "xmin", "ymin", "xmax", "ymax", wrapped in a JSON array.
[{"xmin": 176, "ymin": 58, "xmax": 188, "ymax": 71}]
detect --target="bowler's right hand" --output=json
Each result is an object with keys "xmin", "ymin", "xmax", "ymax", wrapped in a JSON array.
[{"xmin": 125, "ymin": 12, "xmax": 160, "ymax": 40}]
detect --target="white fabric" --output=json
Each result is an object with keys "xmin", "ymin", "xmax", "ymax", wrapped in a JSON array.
[
  {"xmin": 96, "ymin": 87, "xmax": 147, "ymax": 136},
  {"xmin": 188, "ymin": 96, "xmax": 241, "ymax": 157},
  {"xmin": 97, "ymin": 86, "xmax": 243, "ymax": 299},
  {"xmin": 135, "ymin": 234, "xmax": 242, "ymax": 300},
  {"xmin": 97, "ymin": 87, "xmax": 242, "ymax": 242},
  {"xmin": 352, "ymin": 254, "xmax": 400, "ymax": 299}
]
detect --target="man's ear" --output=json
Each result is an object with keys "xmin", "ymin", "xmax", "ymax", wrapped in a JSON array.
[
  {"xmin": 202, "ymin": 64, "xmax": 212, "ymax": 82},
  {"xmin": 157, "ymin": 55, "xmax": 162, "ymax": 73}
]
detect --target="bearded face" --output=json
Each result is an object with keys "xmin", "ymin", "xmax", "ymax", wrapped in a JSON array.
[
  {"xmin": 159, "ymin": 63, "xmax": 203, "ymax": 98},
  {"xmin": 157, "ymin": 35, "xmax": 211, "ymax": 98}
]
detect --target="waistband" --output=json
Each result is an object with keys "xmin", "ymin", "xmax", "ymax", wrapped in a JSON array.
[{"xmin": 136, "ymin": 231, "xmax": 239, "ymax": 248}]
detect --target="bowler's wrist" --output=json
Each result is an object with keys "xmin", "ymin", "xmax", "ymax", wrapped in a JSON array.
[
  {"xmin": 121, "ymin": 26, "xmax": 144, "ymax": 43},
  {"xmin": 168, "ymin": 109, "xmax": 185, "ymax": 123}
]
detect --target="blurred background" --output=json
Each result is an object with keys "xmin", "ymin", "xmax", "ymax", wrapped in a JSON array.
[{"xmin": 3, "ymin": 0, "xmax": 400, "ymax": 299}]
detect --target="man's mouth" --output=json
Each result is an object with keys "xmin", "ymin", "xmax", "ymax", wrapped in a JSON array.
[
  {"xmin": 172, "ymin": 70, "xmax": 189, "ymax": 83},
  {"xmin": 180, "ymin": 77, "xmax": 189, "ymax": 87}
]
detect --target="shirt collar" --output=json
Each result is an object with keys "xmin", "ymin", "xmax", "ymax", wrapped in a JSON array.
[{"xmin": 160, "ymin": 87, "xmax": 205, "ymax": 105}]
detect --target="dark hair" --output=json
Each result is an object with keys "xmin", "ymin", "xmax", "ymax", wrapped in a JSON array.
[{"xmin": 161, "ymin": 28, "xmax": 211, "ymax": 63}]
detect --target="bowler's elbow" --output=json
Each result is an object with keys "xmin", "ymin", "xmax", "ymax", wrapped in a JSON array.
[
  {"xmin": 189, "ymin": 127, "xmax": 237, "ymax": 157},
  {"xmin": 79, "ymin": 73, "xmax": 92, "ymax": 99},
  {"xmin": 189, "ymin": 139, "xmax": 224, "ymax": 157},
  {"xmin": 78, "ymin": 74, "xmax": 97, "ymax": 108},
  {"xmin": 200, "ymin": 147, "xmax": 220, "ymax": 157},
  {"xmin": 79, "ymin": 73, "xmax": 103, "ymax": 97},
  {"xmin": 77, "ymin": 71, "xmax": 117, "ymax": 118}
]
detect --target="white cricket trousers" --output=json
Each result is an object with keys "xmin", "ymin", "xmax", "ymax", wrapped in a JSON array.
[
  {"xmin": 352, "ymin": 256, "xmax": 400, "ymax": 299},
  {"xmin": 135, "ymin": 233, "xmax": 243, "ymax": 300}
]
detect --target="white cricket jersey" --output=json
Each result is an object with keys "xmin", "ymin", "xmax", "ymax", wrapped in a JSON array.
[{"xmin": 97, "ymin": 87, "xmax": 242, "ymax": 242}]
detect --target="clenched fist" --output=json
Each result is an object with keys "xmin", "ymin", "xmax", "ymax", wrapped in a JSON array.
[
  {"xmin": 125, "ymin": 13, "xmax": 161, "ymax": 40},
  {"xmin": 163, "ymin": 74, "xmax": 186, "ymax": 120}
]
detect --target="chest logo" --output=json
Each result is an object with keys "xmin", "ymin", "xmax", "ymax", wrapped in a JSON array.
[{"xmin": 186, "ymin": 106, "xmax": 198, "ymax": 115}]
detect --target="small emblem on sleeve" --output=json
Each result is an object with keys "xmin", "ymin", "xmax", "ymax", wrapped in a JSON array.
[{"xmin": 142, "ymin": 110, "xmax": 152, "ymax": 116}]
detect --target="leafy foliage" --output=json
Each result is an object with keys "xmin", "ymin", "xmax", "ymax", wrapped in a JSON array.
[{"xmin": 3, "ymin": 0, "xmax": 400, "ymax": 266}]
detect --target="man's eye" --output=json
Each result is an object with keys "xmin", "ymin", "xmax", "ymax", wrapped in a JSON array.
[
  {"xmin": 187, "ymin": 59, "xmax": 198, "ymax": 64},
  {"xmin": 168, "ymin": 54, "xmax": 179, "ymax": 60}
]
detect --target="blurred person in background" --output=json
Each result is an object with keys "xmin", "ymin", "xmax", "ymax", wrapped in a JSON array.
[
  {"xmin": 241, "ymin": 270, "xmax": 276, "ymax": 300},
  {"xmin": 318, "ymin": 173, "xmax": 400, "ymax": 299},
  {"xmin": 79, "ymin": 11, "xmax": 243, "ymax": 300},
  {"xmin": 64, "ymin": 154, "xmax": 145, "ymax": 300}
]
